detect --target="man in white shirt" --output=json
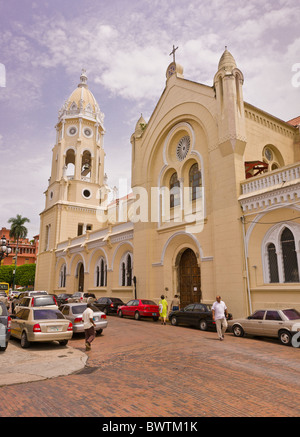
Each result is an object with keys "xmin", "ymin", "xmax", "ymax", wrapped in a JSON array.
[
  {"xmin": 212, "ymin": 296, "xmax": 228, "ymax": 341},
  {"xmin": 82, "ymin": 303, "xmax": 96, "ymax": 350}
]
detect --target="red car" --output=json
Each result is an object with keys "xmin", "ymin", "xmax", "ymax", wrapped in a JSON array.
[{"xmin": 118, "ymin": 299, "xmax": 159, "ymax": 321}]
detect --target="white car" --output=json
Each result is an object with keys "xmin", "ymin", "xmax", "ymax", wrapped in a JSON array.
[{"xmin": 228, "ymin": 308, "xmax": 300, "ymax": 346}]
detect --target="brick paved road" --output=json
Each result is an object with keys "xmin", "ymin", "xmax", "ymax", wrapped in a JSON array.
[{"xmin": 1, "ymin": 316, "xmax": 300, "ymax": 417}]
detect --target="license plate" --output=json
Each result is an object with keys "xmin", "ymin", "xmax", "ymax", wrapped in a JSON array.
[
  {"xmin": 152, "ymin": 313, "xmax": 157, "ymax": 316},
  {"xmin": 94, "ymin": 317, "xmax": 99, "ymax": 321},
  {"xmin": 48, "ymin": 326, "xmax": 61, "ymax": 332}
]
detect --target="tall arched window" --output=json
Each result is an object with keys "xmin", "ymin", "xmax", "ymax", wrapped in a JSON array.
[
  {"xmin": 59, "ymin": 264, "xmax": 66, "ymax": 288},
  {"xmin": 170, "ymin": 172, "xmax": 180, "ymax": 208},
  {"xmin": 189, "ymin": 163, "xmax": 202, "ymax": 200},
  {"xmin": 267, "ymin": 243, "xmax": 279, "ymax": 283},
  {"xmin": 281, "ymin": 228, "xmax": 299, "ymax": 282},
  {"xmin": 120, "ymin": 253, "xmax": 133, "ymax": 286},
  {"xmin": 95, "ymin": 257, "xmax": 107, "ymax": 287}
]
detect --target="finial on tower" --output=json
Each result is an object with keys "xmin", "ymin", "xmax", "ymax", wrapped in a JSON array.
[{"xmin": 78, "ymin": 69, "xmax": 88, "ymax": 88}]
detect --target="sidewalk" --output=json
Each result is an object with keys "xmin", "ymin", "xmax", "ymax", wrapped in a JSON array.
[{"xmin": 0, "ymin": 341, "xmax": 87, "ymax": 386}]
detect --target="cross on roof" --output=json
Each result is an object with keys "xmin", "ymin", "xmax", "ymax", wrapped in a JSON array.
[{"xmin": 169, "ymin": 45, "xmax": 178, "ymax": 63}]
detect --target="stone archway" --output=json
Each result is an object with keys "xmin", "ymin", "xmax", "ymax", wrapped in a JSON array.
[{"xmin": 178, "ymin": 248, "xmax": 201, "ymax": 308}]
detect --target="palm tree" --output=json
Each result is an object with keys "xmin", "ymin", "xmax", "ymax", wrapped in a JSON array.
[{"xmin": 8, "ymin": 214, "xmax": 30, "ymax": 290}]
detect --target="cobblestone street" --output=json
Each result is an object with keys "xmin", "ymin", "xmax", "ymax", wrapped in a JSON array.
[{"xmin": 1, "ymin": 315, "xmax": 300, "ymax": 417}]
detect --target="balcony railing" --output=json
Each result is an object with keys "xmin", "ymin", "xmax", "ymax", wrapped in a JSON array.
[{"xmin": 241, "ymin": 163, "xmax": 300, "ymax": 195}]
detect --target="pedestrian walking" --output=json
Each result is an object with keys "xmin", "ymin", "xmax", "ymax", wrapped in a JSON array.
[
  {"xmin": 170, "ymin": 294, "xmax": 180, "ymax": 311},
  {"xmin": 212, "ymin": 295, "xmax": 228, "ymax": 341},
  {"xmin": 82, "ymin": 303, "xmax": 96, "ymax": 350},
  {"xmin": 159, "ymin": 295, "xmax": 168, "ymax": 325}
]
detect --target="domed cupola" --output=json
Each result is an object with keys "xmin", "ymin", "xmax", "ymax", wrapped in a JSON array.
[{"xmin": 58, "ymin": 69, "xmax": 105, "ymax": 129}]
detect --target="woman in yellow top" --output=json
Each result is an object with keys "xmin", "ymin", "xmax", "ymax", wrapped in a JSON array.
[{"xmin": 159, "ymin": 295, "xmax": 168, "ymax": 325}]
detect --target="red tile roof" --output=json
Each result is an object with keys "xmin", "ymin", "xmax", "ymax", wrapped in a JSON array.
[{"xmin": 287, "ymin": 116, "xmax": 300, "ymax": 126}]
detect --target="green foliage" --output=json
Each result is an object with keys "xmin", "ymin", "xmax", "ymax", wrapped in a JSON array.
[
  {"xmin": 15, "ymin": 264, "xmax": 36, "ymax": 287},
  {"xmin": 8, "ymin": 214, "xmax": 30, "ymax": 242},
  {"xmin": 0, "ymin": 265, "xmax": 14, "ymax": 284}
]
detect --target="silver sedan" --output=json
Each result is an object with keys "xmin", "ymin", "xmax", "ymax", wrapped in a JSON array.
[
  {"xmin": 60, "ymin": 303, "xmax": 108, "ymax": 334},
  {"xmin": 228, "ymin": 308, "xmax": 300, "ymax": 346},
  {"xmin": 10, "ymin": 307, "xmax": 73, "ymax": 348}
]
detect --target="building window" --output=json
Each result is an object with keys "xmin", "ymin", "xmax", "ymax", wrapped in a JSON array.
[
  {"xmin": 45, "ymin": 224, "xmax": 51, "ymax": 251},
  {"xmin": 263, "ymin": 225, "xmax": 300, "ymax": 283},
  {"xmin": 120, "ymin": 252, "xmax": 133, "ymax": 286},
  {"xmin": 95, "ymin": 257, "xmax": 107, "ymax": 287},
  {"xmin": 78, "ymin": 223, "xmax": 83, "ymax": 236},
  {"xmin": 189, "ymin": 163, "xmax": 202, "ymax": 201},
  {"xmin": 267, "ymin": 243, "xmax": 279, "ymax": 283},
  {"xmin": 281, "ymin": 228, "xmax": 299, "ymax": 282},
  {"xmin": 59, "ymin": 264, "xmax": 66, "ymax": 288},
  {"xmin": 170, "ymin": 172, "xmax": 180, "ymax": 208}
]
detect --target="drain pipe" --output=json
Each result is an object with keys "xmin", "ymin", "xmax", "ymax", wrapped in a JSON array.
[{"xmin": 241, "ymin": 216, "xmax": 253, "ymax": 314}]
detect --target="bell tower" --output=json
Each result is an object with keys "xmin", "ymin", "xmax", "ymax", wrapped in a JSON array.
[
  {"xmin": 214, "ymin": 47, "xmax": 247, "ymax": 157},
  {"xmin": 35, "ymin": 71, "xmax": 107, "ymax": 292}
]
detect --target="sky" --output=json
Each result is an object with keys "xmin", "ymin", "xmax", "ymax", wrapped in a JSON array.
[{"xmin": 0, "ymin": 0, "xmax": 300, "ymax": 240}]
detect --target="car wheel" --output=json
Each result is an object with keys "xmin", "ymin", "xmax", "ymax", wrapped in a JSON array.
[
  {"xmin": 96, "ymin": 329, "xmax": 103, "ymax": 335},
  {"xmin": 118, "ymin": 310, "xmax": 123, "ymax": 318},
  {"xmin": 59, "ymin": 340, "xmax": 68, "ymax": 346},
  {"xmin": 279, "ymin": 330, "xmax": 292, "ymax": 346},
  {"xmin": 199, "ymin": 319, "xmax": 208, "ymax": 331},
  {"xmin": 134, "ymin": 311, "xmax": 141, "ymax": 321},
  {"xmin": 153, "ymin": 317, "xmax": 159, "ymax": 322},
  {"xmin": 232, "ymin": 324, "xmax": 244, "ymax": 337},
  {"xmin": 171, "ymin": 316, "xmax": 178, "ymax": 326},
  {"xmin": 21, "ymin": 331, "xmax": 30, "ymax": 348}
]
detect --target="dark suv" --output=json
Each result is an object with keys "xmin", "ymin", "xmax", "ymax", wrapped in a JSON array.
[{"xmin": 0, "ymin": 302, "xmax": 11, "ymax": 351}]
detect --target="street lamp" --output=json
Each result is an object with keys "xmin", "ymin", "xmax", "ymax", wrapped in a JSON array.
[{"xmin": 0, "ymin": 235, "xmax": 12, "ymax": 264}]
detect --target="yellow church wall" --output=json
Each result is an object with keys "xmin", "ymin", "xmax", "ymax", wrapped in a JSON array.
[{"xmin": 245, "ymin": 205, "xmax": 300, "ymax": 312}]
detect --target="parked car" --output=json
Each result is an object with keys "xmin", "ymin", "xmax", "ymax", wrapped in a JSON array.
[
  {"xmin": 169, "ymin": 303, "xmax": 232, "ymax": 331},
  {"xmin": 56, "ymin": 293, "xmax": 72, "ymax": 307},
  {"xmin": 10, "ymin": 307, "xmax": 73, "ymax": 348},
  {"xmin": 93, "ymin": 297, "xmax": 125, "ymax": 315},
  {"xmin": 60, "ymin": 303, "xmax": 108, "ymax": 334},
  {"xmin": 0, "ymin": 291, "xmax": 9, "ymax": 309},
  {"xmin": 228, "ymin": 308, "xmax": 300, "ymax": 346},
  {"xmin": 13, "ymin": 294, "xmax": 58, "ymax": 314},
  {"xmin": 68, "ymin": 292, "xmax": 96, "ymax": 304},
  {"xmin": 118, "ymin": 299, "xmax": 159, "ymax": 321},
  {"xmin": 0, "ymin": 302, "xmax": 11, "ymax": 351}
]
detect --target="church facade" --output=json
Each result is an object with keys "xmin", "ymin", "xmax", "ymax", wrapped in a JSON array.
[{"xmin": 35, "ymin": 49, "xmax": 300, "ymax": 318}]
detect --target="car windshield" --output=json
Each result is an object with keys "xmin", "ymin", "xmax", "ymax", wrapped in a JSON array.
[
  {"xmin": 34, "ymin": 309, "xmax": 65, "ymax": 320},
  {"xmin": 72, "ymin": 293, "xmax": 82, "ymax": 297},
  {"xmin": 282, "ymin": 309, "xmax": 300, "ymax": 320},
  {"xmin": 111, "ymin": 298, "xmax": 123, "ymax": 303},
  {"xmin": 34, "ymin": 297, "xmax": 56, "ymax": 307},
  {"xmin": 72, "ymin": 305, "xmax": 87, "ymax": 314},
  {"xmin": 141, "ymin": 300, "xmax": 156, "ymax": 305},
  {"xmin": 72, "ymin": 304, "xmax": 99, "ymax": 314}
]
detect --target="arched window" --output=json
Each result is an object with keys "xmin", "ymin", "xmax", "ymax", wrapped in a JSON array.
[
  {"xmin": 189, "ymin": 163, "xmax": 202, "ymax": 200},
  {"xmin": 120, "ymin": 252, "xmax": 133, "ymax": 286},
  {"xmin": 95, "ymin": 257, "xmax": 107, "ymax": 287},
  {"xmin": 59, "ymin": 264, "xmax": 66, "ymax": 288},
  {"xmin": 170, "ymin": 172, "xmax": 180, "ymax": 208},
  {"xmin": 281, "ymin": 228, "xmax": 299, "ymax": 282},
  {"xmin": 263, "ymin": 224, "xmax": 300, "ymax": 283},
  {"xmin": 267, "ymin": 243, "xmax": 279, "ymax": 283}
]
